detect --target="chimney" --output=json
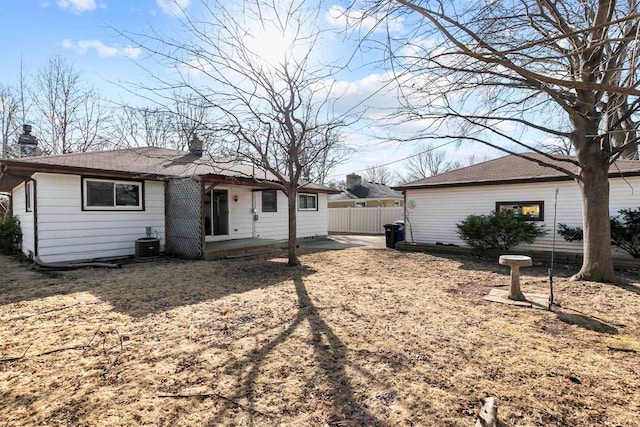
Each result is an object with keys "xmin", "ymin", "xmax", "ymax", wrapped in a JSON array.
[
  {"xmin": 346, "ymin": 173, "xmax": 361, "ymax": 189},
  {"xmin": 188, "ymin": 133, "xmax": 203, "ymax": 157},
  {"xmin": 18, "ymin": 124, "xmax": 38, "ymax": 158}
]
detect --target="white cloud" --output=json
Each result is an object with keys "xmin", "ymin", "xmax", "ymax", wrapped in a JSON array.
[
  {"xmin": 156, "ymin": 0, "xmax": 190, "ymax": 17},
  {"xmin": 57, "ymin": 0, "xmax": 96, "ymax": 13},
  {"xmin": 326, "ymin": 5, "xmax": 404, "ymax": 34},
  {"xmin": 61, "ymin": 39, "xmax": 142, "ymax": 59}
]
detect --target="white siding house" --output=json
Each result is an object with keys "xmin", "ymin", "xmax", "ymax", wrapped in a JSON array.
[
  {"xmin": 11, "ymin": 181, "xmax": 35, "ymax": 256},
  {"xmin": 396, "ymin": 153, "xmax": 640, "ymax": 258},
  {"xmin": 0, "ymin": 147, "xmax": 335, "ymax": 262},
  {"xmin": 34, "ymin": 173, "xmax": 166, "ymax": 263}
]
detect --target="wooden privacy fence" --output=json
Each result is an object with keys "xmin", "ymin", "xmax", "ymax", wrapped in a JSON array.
[{"xmin": 328, "ymin": 207, "xmax": 404, "ymax": 234}]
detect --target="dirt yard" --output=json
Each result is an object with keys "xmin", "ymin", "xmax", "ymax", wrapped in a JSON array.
[{"xmin": 1, "ymin": 247, "xmax": 639, "ymax": 426}]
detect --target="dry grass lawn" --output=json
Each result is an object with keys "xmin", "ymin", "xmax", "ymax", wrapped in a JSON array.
[{"xmin": 1, "ymin": 247, "xmax": 639, "ymax": 426}]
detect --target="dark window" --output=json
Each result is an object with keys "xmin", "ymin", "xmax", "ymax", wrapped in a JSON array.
[
  {"xmin": 84, "ymin": 178, "xmax": 142, "ymax": 210},
  {"xmin": 298, "ymin": 193, "xmax": 317, "ymax": 211},
  {"xmin": 87, "ymin": 181, "xmax": 115, "ymax": 207},
  {"xmin": 496, "ymin": 201, "xmax": 544, "ymax": 221},
  {"xmin": 25, "ymin": 181, "xmax": 33, "ymax": 212},
  {"xmin": 262, "ymin": 189, "xmax": 277, "ymax": 212}
]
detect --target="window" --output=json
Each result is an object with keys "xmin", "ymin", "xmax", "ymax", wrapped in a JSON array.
[
  {"xmin": 355, "ymin": 201, "xmax": 366, "ymax": 208},
  {"xmin": 393, "ymin": 201, "xmax": 401, "ymax": 207},
  {"xmin": 83, "ymin": 178, "xmax": 143, "ymax": 210},
  {"xmin": 496, "ymin": 201, "xmax": 544, "ymax": 221},
  {"xmin": 25, "ymin": 181, "xmax": 33, "ymax": 212},
  {"xmin": 298, "ymin": 193, "xmax": 318, "ymax": 211},
  {"xmin": 262, "ymin": 189, "xmax": 277, "ymax": 212}
]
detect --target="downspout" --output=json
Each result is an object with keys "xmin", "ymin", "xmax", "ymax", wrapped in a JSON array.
[
  {"xmin": 251, "ymin": 190, "xmax": 257, "ymax": 238},
  {"xmin": 200, "ymin": 180, "xmax": 205, "ymax": 259},
  {"xmin": 31, "ymin": 177, "xmax": 38, "ymax": 259}
]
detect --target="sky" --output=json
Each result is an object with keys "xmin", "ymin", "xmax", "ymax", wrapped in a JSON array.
[{"xmin": 0, "ymin": 0, "xmax": 506, "ymax": 184}]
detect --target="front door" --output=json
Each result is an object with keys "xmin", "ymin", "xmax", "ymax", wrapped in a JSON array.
[{"xmin": 204, "ymin": 189, "xmax": 229, "ymax": 237}]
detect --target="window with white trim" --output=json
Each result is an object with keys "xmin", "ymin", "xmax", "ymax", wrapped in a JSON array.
[
  {"xmin": 355, "ymin": 201, "xmax": 365, "ymax": 208},
  {"xmin": 298, "ymin": 193, "xmax": 318, "ymax": 211},
  {"xmin": 83, "ymin": 178, "xmax": 143, "ymax": 210}
]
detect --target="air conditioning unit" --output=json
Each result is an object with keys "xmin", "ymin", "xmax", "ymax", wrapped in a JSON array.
[{"xmin": 135, "ymin": 238, "xmax": 160, "ymax": 259}]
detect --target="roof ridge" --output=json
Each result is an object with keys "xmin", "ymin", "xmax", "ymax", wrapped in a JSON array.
[{"xmin": 16, "ymin": 146, "xmax": 185, "ymax": 161}]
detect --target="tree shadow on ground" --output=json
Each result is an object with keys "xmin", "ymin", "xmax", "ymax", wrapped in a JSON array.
[
  {"xmin": 0, "ymin": 256, "xmax": 315, "ymax": 317},
  {"xmin": 610, "ymin": 280, "xmax": 640, "ymax": 296},
  {"xmin": 208, "ymin": 273, "xmax": 383, "ymax": 426},
  {"xmin": 553, "ymin": 309, "xmax": 619, "ymax": 334}
]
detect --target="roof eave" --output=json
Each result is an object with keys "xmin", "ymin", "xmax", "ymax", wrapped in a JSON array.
[
  {"xmin": 0, "ymin": 159, "xmax": 168, "ymax": 181},
  {"xmin": 395, "ymin": 171, "xmax": 640, "ymax": 190}
]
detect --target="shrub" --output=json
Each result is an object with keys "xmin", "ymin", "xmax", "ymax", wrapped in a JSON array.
[
  {"xmin": 456, "ymin": 210, "xmax": 546, "ymax": 251},
  {"xmin": 0, "ymin": 216, "xmax": 22, "ymax": 254},
  {"xmin": 559, "ymin": 208, "xmax": 640, "ymax": 258},
  {"xmin": 557, "ymin": 223, "xmax": 583, "ymax": 242}
]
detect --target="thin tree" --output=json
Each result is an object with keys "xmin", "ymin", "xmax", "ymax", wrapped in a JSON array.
[
  {"xmin": 402, "ymin": 144, "xmax": 457, "ymax": 181},
  {"xmin": 131, "ymin": 0, "xmax": 347, "ymax": 265},
  {"xmin": 349, "ymin": 0, "xmax": 640, "ymax": 282},
  {"xmin": 32, "ymin": 56, "xmax": 109, "ymax": 154},
  {"xmin": 0, "ymin": 84, "xmax": 20, "ymax": 158},
  {"xmin": 74, "ymin": 88, "xmax": 112, "ymax": 152},
  {"xmin": 111, "ymin": 105, "xmax": 178, "ymax": 149},
  {"xmin": 171, "ymin": 93, "xmax": 214, "ymax": 151},
  {"xmin": 363, "ymin": 164, "xmax": 394, "ymax": 185}
]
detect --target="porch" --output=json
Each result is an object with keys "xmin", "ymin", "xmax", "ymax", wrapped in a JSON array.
[{"xmin": 204, "ymin": 238, "xmax": 287, "ymax": 259}]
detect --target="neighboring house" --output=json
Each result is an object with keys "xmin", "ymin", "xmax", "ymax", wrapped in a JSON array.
[
  {"xmin": 0, "ymin": 137, "xmax": 335, "ymax": 263},
  {"xmin": 395, "ymin": 153, "xmax": 640, "ymax": 257},
  {"xmin": 328, "ymin": 173, "xmax": 404, "ymax": 208}
]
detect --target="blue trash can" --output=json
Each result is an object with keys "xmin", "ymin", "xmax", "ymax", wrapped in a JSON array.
[{"xmin": 394, "ymin": 220, "xmax": 405, "ymax": 242}]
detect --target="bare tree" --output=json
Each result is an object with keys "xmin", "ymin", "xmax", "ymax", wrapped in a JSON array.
[
  {"xmin": 74, "ymin": 88, "xmax": 112, "ymax": 152},
  {"xmin": 0, "ymin": 84, "xmax": 20, "ymax": 158},
  {"xmin": 111, "ymin": 105, "xmax": 178, "ymax": 149},
  {"xmin": 133, "ymin": 0, "xmax": 347, "ymax": 266},
  {"xmin": 32, "ymin": 56, "xmax": 109, "ymax": 154},
  {"xmin": 538, "ymin": 137, "xmax": 575, "ymax": 156},
  {"xmin": 350, "ymin": 0, "xmax": 640, "ymax": 282},
  {"xmin": 401, "ymin": 144, "xmax": 457, "ymax": 181},
  {"xmin": 363, "ymin": 163, "xmax": 394, "ymax": 185},
  {"xmin": 171, "ymin": 93, "xmax": 214, "ymax": 151},
  {"xmin": 301, "ymin": 129, "xmax": 352, "ymax": 185}
]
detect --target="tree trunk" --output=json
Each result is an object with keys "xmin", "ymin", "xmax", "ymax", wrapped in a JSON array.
[
  {"xmin": 574, "ymin": 153, "xmax": 616, "ymax": 282},
  {"xmin": 287, "ymin": 187, "xmax": 299, "ymax": 266}
]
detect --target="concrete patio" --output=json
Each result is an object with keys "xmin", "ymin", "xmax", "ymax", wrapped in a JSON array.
[{"xmin": 204, "ymin": 235, "xmax": 386, "ymax": 259}]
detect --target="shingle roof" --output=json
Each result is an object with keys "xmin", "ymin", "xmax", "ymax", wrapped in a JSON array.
[
  {"xmin": 0, "ymin": 147, "xmax": 336, "ymax": 193},
  {"xmin": 329, "ymin": 181, "xmax": 403, "ymax": 201},
  {"xmin": 394, "ymin": 153, "xmax": 640, "ymax": 189}
]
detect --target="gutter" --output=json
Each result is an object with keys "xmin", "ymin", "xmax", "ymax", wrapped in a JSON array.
[{"xmin": 393, "ymin": 171, "xmax": 640, "ymax": 191}]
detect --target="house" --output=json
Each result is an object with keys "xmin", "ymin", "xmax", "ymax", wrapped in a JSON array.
[
  {"xmin": 394, "ymin": 153, "xmax": 640, "ymax": 257},
  {"xmin": 328, "ymin": 173, "xmax": 404, "ymax": 208},
  {"xmin": 0, "ymin": 130, "xmax": 336, "ymax": 263}
]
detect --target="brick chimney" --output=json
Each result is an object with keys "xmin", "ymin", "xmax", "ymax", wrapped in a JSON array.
[
  {"xmin": 18, "ymin": 124, "xmax": 38, "ymax": 158},
  {"xmin": 188, "ymin": 133, "xmax": 203, "ymax": 157},
  {"xmin": 346, "ymin": 173, "xmax": 362, "ymax": 189}
]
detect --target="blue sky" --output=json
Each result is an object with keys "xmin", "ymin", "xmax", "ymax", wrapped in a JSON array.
[{"xmin": 0, "ymin": 0, "xmax": 504, "ymax": 183}]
